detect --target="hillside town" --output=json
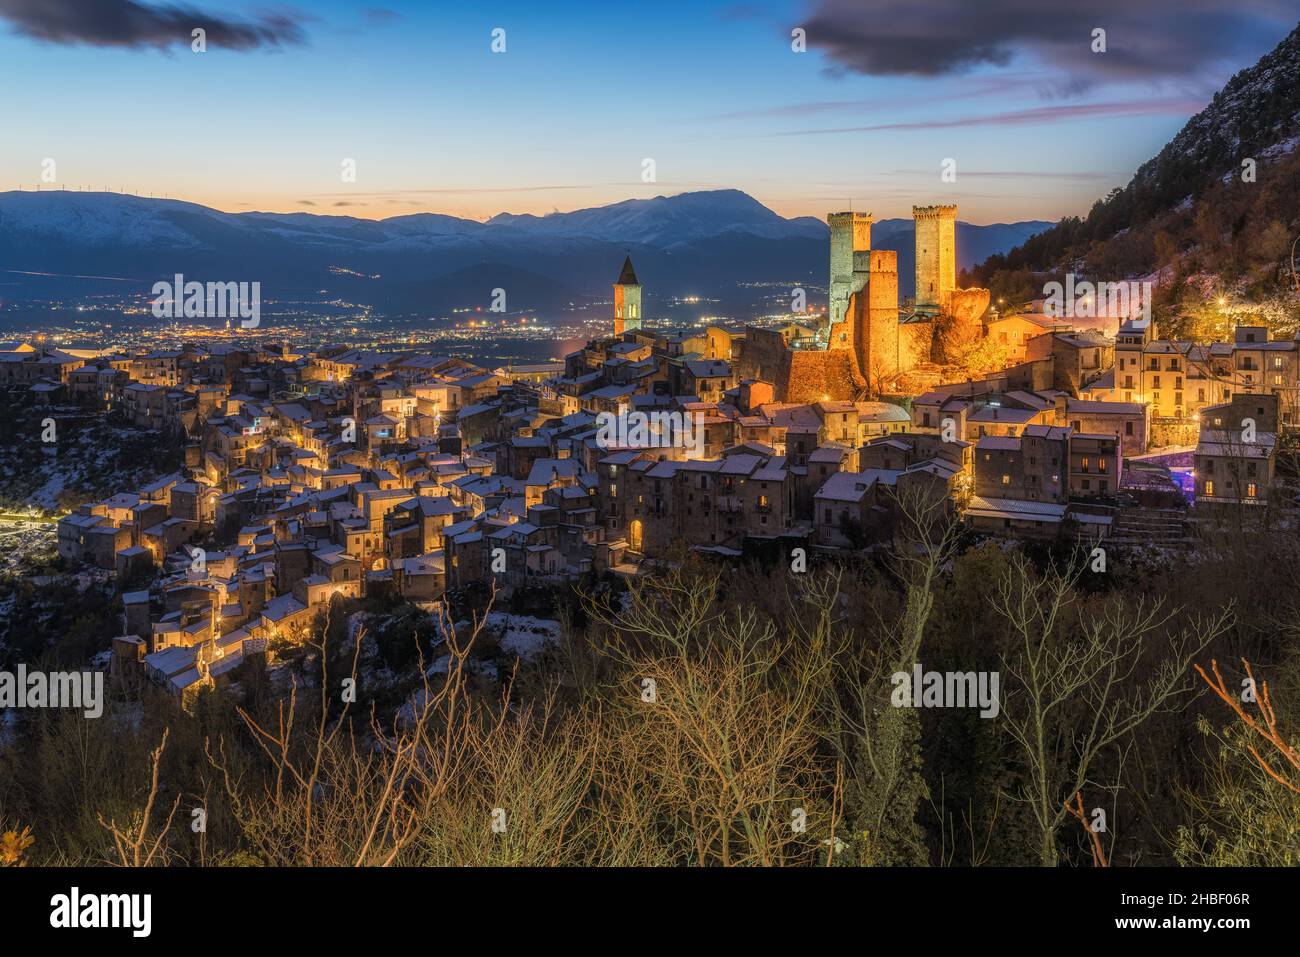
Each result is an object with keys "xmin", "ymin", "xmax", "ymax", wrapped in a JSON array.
[{"xmin": 3, "ymin": 204, "xmax": 1292, "ymax": 704}]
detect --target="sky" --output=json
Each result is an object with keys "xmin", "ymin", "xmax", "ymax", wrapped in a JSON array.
[{"xmin": 0, "ymin": 0, "xmax": 1296, "ymax": 225}]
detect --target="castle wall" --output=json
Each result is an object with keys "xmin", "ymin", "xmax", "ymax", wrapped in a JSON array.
[
  {"xmin": 736, "ymin": 327, "xmax": 792, "ymax": 395},
  {"xmin": 787, "ymin": 349, "xmax": 864, "ymax": 403},
  {"xmin": 901, "ymin": 321, "xmax": 935, "ymax": 371}
]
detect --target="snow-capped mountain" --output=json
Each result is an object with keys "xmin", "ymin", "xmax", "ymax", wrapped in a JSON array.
[
  {"xmin": 0, "ymin": 188, "xmax": 1050, "ymax": 309},
  {"xmin": 486, "ymin": 189, "xmax": 828, "ymax": 246}
]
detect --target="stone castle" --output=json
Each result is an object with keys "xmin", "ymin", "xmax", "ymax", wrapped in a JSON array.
[{"xmin": 784, "ymin": 204, "xmax": 990, "ymax": 402}]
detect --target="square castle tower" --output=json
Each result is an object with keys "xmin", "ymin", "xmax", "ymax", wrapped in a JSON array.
[
  {"xmin": 913, "ymin": 204, "xmax": 958, "ymax": 313},
  {"xmin": 823, "ymin": 211, "xmax": 910, "ymax": 388}
]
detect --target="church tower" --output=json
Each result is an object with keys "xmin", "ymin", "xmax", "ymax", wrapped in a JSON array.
[{"xmin": 613, "ymin": 255, "xmax": 642, "ymax": 336}]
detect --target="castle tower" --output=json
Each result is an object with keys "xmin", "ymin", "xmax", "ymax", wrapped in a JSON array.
[
  {"xmin": 828, "ymin": 212, "xmax": 873, "ymax": 328},
  {"xmin": 866, "ymin": 250, "xmax": 900, "ymax": 378},
  {"xmin": 613, "ymin": 255, "xmax": 642, "ymax": 336},
  {"xmin": 913, "ymin": 205, "xmax": 957, "ymax": 313}
]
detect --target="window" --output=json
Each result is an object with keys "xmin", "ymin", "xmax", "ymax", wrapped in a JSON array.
[
  {"xmin": 1081, "ymin": 457, "xmax": 1090, "ymax": 471},
  {"xmin": 1247, "ymin": 483, "xmax": 1258, "ymax": 498},
  {"xmin": 1001, "ymin": 474, "xmax": 1010, "ymax": 485},
  {"xmin": 1206, "ymin": 480, "xmax": 1214, "ymax": 496},
  {"xmin": 1125, "ymin": 421, "xmax": 1133, "ymax": 436}
]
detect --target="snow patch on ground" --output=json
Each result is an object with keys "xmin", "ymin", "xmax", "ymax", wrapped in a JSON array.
[{"xmin": 485, "ymin": 612, "xmax": 561, "ymax": 659}]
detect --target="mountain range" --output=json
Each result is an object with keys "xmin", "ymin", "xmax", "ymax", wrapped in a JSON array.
[{"xmin": 0, "ymin": 187, "xmax": 1050, "ymax": 315}]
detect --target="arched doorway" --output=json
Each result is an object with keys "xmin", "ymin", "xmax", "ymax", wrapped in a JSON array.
[{"xmin": 629, "ymin": 519, "xmax": 643, "ymax": 552}]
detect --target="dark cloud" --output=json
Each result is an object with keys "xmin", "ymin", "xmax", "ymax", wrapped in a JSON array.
[
  {"xmin": 296, "ymin": 199, "xmax": 316, "ymax": 206},
  {"xmin": 0, "ymin": 0, "xmax": 306, "ymax": 50},
  {"xmin": 800, "ymin": 0, "xmax": 1296, "ymax": 89}
]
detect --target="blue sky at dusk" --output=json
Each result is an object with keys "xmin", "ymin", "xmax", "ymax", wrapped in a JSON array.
[{"xmin": 1, "ymin": 0, "xmax": 1295, "ymax": 224}]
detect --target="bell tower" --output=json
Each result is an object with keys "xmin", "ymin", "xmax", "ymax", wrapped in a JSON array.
[{"xmin": 613, "ymin": 255, "xmax": 642, "ymax": 336}]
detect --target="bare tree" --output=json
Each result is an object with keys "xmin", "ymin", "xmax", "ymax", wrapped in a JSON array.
[
  {"xmin": 98, "ymin": 728, "xmax": 181, "ymax": 867},
  {"xmin": 992, "ymin": 552, "xmax": 1233, "ymax": 865}
]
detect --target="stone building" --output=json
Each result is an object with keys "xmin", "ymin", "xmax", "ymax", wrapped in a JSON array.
[
  {"xmin": 1194, "ymin": 393, "xmax": 1279, "ymax": 506},
  {"xmin": 612, "ymin": 256, "xmax": 642, "ymax": 336}
]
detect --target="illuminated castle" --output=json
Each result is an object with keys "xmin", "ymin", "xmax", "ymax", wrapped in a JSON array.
[{"xmin": 783, "ymin": 204, "xmax": 989, "ymax": 401}]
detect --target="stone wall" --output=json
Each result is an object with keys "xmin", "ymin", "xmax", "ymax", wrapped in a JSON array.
[
  {"xmin": 787, "ymin": 349, "xmax": 865, "ymax": 403},
  {"xmin": 735, "ymin": 327, "xmax": 791, "ymax": 393}
]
